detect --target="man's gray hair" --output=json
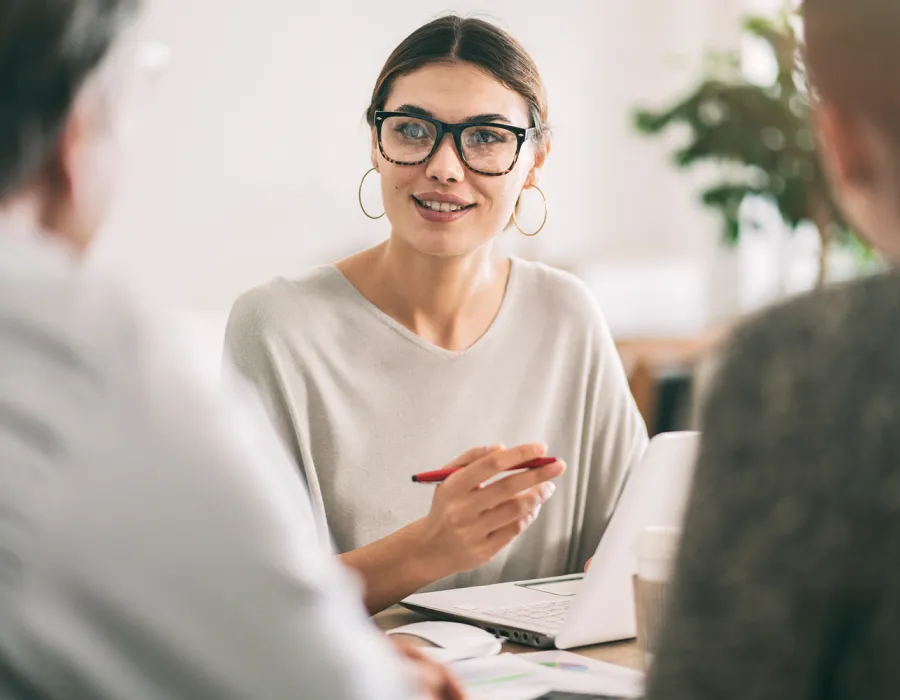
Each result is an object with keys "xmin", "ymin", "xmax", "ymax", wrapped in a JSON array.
[{"xmin": 0, "ymin": 0, "xmax": 139, "ymax": 201}]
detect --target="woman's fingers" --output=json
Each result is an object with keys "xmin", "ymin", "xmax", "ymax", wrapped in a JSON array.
[
  {"xmin": 443, "ymin": 445, "xmax": 500, "ymax": 470},
  {"xmin": 443, "ymin": 443, "xmax": 548, "ymax": 494},
  {"xmin": 421, "ymin": 444, "xmax": 565, "ymax": 576},
  {"xmin": 473, "ymin": 460, "xmax": 565, "ymax": 512},
  {"xmin": 479, "ymin": 482, "xmax": 554, "ymax": 533},
  {"xmin": 484, "ymin": 511, "xmax": 542, "ymax": 553}
]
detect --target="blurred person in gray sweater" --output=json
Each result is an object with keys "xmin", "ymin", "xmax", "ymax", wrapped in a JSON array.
[
  {"xmin": 0, "ymin": 1, "xmax": 462, "ymax": 698},
  {"xmin": 646, "ymin": 1, "xmax": 900, "ymax": 699}
]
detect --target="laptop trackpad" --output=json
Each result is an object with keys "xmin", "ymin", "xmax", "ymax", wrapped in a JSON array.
[{"xmin": 515, "ymin": 575, "xmax": 584, "ymax": 597}]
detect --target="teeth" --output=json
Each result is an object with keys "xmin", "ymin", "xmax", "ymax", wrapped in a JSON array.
[{"xmin": 419, "ymin": 199, "xmax": 465, "ymax": 212}]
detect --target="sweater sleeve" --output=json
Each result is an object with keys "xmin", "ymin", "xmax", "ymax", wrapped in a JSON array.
[
  {"xmin": 576, "ymin": 286, "xmax": 650, "ymax": 571},
  {"xmin": 223, "ymin": 288, "xmax": 307, "ymax": 475}
]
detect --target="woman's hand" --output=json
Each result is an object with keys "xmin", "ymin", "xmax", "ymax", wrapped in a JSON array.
[
  {"xmin": 417, "ymin": 444, "xmax": 566, "ymax": 577},
  {"xmin": 391, "ymin": 638, "xmax": 467, "ymax": 700},
  {"xmin": 339, "ymin": 444, "xmax": 565, "ymax": 614}
]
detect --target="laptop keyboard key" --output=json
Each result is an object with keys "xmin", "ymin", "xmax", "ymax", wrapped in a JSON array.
[{"xmin": 482, "ymin": 599, "xmax": 572, "ymax": 631}]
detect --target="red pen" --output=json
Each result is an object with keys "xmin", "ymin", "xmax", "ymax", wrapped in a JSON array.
[{"xmin": 412, "ymin": 457, "xmax": 558, "ymax": 484}]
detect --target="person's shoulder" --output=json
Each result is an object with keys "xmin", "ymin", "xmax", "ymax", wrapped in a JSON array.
[
  {"xmin": 226, "ymin": 266, "xmax": 344, "ymax": 337},
  {"xmin": 731, "ymin": 271, "xmax": 900, "ymax": 362},
  {"xmin": 695, "ymin": 273, "xmax": 900, "ymax": 520},
  {"xmin": 0, "ymin": 262, "xmax": 143, "ymax": 380},
  {"xmin": 712, "ymin": 271, "xmax": 900, "ymax": 424},
  {"xmin": 512, "ymin": 258, "xmax": 604, "ymax": 327},
  {"xmin": 0, "ymin": 259, "xmax": 207, "ymax": 466}
]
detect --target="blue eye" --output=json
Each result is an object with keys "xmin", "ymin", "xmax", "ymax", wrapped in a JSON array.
[
  {"xmin": 395, "ymin": 122, "xmax": 431, "ymax": 140},
  {"xmin": 470, "ymin": 131, "xmax": 501, "ymax": 144},
  {"xmin": 464, "ymin": 128, "xmax": 512, "ymax": 147}
]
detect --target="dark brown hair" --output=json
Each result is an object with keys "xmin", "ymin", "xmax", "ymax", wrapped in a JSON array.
[
  {"xmin": 0, "ymin": 0, "xmax": 139, "ymax": 200},
  {"xmin": 366, "ymin": 15, "xmax": 550, "ymax": 150},
  {"xmin": 804, "ymin": 0, "xmax": 900, "ymax": 136}
]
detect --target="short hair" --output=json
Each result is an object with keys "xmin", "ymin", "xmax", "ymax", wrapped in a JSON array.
[
  {"xmin": 803, "ymin": 0, "xmax": 900, "ymax": 136},
  {"xmin": 0, "ymin": 0, "xmax": 139, "ymax": 200}
]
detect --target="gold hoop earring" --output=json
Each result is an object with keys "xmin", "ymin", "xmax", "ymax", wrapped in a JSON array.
[
  {"xmin": 512, "ymin": 185, "xmax": 548, "ymax": 237},
  {"xmin": 358, "ymin": 167, "xmax": 385, "ymax": 220}
]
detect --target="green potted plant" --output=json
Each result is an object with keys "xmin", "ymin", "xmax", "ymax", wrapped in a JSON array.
[{"xmin": 634, "ymin": 9, "xmax": 867, "ymax": 287}]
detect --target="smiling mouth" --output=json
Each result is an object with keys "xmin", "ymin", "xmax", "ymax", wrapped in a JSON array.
[{"xmin": 412, "ymin": 196, "xmax": 475, "ymax": 213}]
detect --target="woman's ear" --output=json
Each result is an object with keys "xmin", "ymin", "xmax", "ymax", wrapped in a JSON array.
[
  {"xmin": 370, "ymin": 127, "xmax": 380, "ymax": 171},
  {"xmin": 537, "ymin": 134, "xmax": 552, "ymax": 165},
  {"xmin": 524, "ymin": 135, "xmax": 551, "ymax": 188}
]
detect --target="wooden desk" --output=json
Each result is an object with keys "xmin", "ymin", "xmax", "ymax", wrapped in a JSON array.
[{"xmin": 374, "ymin": 606, "xmax": 644, "ymax": 671}]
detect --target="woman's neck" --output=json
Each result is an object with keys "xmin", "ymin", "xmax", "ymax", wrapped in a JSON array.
[{"xmin": 338, "ymin": 236, "xmax": 511, "ymax": 352}]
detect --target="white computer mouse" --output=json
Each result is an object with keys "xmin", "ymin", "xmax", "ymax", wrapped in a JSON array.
[{"xmin": 387, "ymin": 621, "xmax": 502, "ymax": 662}]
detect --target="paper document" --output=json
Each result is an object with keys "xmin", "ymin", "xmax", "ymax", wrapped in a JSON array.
[
  {"xmin": 451, "ymin": 653, "xmax": 644, "ymax": 700},
  {"xmin": 518, "ymin": 651, "xmax": 644, "ymax": 698},
  {"xmin": 450, "ymin": 655, "xmax": 557, "ymax": 700}
]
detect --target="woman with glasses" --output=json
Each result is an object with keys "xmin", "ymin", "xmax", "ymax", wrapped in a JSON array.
[{"xmin": 225, "ymin": 15, "xmax": 648, "ymax": 614}]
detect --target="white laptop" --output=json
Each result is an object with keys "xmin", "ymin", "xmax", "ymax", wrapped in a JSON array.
[{"xmin": 402, "ymin": 431, "xmax": 700, "ymax": 649}]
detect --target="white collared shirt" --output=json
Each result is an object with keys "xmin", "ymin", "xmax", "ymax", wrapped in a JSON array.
[{"xmin": 0, "ymin": 230, "xmax": 415, "ymax": 699}]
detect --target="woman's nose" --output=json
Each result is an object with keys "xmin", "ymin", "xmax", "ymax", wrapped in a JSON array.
[{"xmin": 425, "ymin": 134, "xmax": 466, "ymax": 183}]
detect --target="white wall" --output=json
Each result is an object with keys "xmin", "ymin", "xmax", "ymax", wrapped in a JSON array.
[{"xmin": 91, "ymin": 0, "xmax": 747, "ymax": 341}]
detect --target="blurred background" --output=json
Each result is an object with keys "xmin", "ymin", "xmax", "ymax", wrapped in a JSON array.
[{"xmin": 88, "ymin": 0, "xmax": 876, "ymax": 433}]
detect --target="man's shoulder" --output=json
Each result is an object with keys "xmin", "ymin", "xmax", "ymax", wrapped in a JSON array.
[
  {"xmin": 731, "ymin": 271, "xmax": 900, "ymax": 365},
  {"xmin": 0, "ymin": 266, "xmax": 143, "ymax": 388},
  {"xmin": 0, "ymin": 257, "xmax": 226, "ymax": 451},
  {"xmin": 710, "ymin": 272, "xmax": 900, "ymax": 439}
]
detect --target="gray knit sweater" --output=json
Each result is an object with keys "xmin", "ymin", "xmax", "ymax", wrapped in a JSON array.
[{"xmin": 646, "ymin": 270, "xmax": 900, "ymax": 700}]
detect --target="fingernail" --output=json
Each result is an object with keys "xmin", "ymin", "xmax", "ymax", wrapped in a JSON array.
[
  {"xmin": 528, "ymin": 505, "xmax": 541, "ymax": 523},
  {"xmin": 541, "ymin": 482, "xmax": 556, "ymax": 500}
]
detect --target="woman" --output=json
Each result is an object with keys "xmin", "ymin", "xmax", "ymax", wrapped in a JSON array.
[
  {"xmin": 225, "ymin": 15, "xmax": 648, "ymax": 614},
  {"xmin": 645, "ymin": 1, "xmax": 900, "ymax": 698}
]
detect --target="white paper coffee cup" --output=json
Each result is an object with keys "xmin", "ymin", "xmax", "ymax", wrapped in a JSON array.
[{"xmin": 634, "ymin": 525, "xmax": 681, "ymax": 668}]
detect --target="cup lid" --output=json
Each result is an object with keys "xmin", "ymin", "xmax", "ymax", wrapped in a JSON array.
[{"xmin": 637, "ymin": 525, "xmax": 682, "ymax": 560}]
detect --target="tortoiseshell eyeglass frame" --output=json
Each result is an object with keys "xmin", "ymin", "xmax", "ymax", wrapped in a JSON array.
[{"xmin": 374, "ymin": 110, "xmax": 536, "ymax": 177}]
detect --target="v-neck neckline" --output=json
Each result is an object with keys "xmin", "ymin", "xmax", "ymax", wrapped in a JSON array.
[{"xmin": 328, "ymin": 258, "xmax": 521, "ymax": 359}]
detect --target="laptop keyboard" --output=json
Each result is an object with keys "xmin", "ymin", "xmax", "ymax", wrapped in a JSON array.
[{"xmin": 482, "ymin": 599, "xmax": 571, "ymax": 630}]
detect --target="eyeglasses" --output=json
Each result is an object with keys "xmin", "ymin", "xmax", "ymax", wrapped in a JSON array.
[
  {"xmin": 94, "ymin": 38, "xmax": 171, "ymax": 124},
  {"xmin": 134, "ymin": 40, "xmax": 172, "ymax": 80},
  {"xmin": 374, "ymin": 111, "xmax": 536, "ymax": 177}
]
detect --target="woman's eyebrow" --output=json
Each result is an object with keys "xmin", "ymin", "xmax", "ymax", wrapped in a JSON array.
[
  {"xmin": 392, "ymin": 104, "xmax": 432, "ymax": 118},
  {"xmin": 465, "ymin": 113, "xmax": 512, "ymax": 124},
  {"xmin": 391, "ymin": 104, "xmax": 513, "ymax": 125}
]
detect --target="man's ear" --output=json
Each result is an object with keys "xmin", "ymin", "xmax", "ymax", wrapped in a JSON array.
[
  {"xmin": 38, "ymin": 101, "xmax": 86, "ymax": 234},
  {"xmin": 36, "ymin": 96, "xmax": 100, "ymax": 251},
  {"xmin": 815, "ymin": 101, "xmax": 873, "ymax": 187},
  {"xmin": 53, "ymin": 103, "xmax": 86, "ymax": 198}
]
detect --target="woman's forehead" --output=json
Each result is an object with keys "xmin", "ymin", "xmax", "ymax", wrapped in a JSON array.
[{"xmin": 384, "ymin": 62, "xmax": 531, "ymax": 127}]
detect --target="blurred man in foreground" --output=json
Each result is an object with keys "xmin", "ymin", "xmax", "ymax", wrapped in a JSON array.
[{"xmin": 0, "ymin": 1, "xmax": 461, "ymax": 697}]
